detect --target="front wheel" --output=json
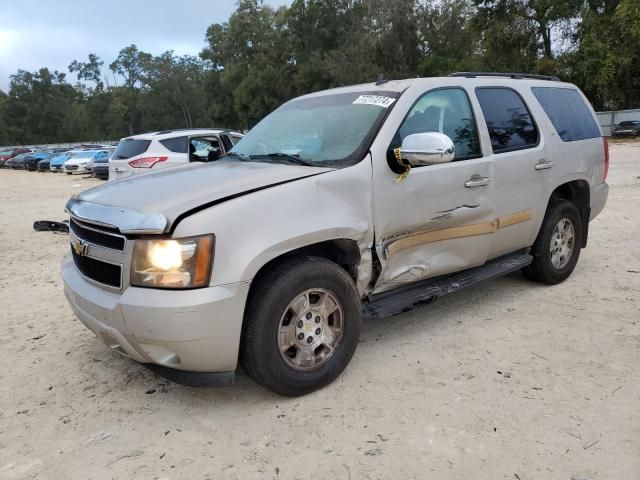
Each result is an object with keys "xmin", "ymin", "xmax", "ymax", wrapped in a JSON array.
[
  {"xmin": 241, "ymin": 256, "xmax": 362, "ymax": 396},
  {"xmin": 523, "ymin": 200, "xmax": 583, "ymax": 285}
]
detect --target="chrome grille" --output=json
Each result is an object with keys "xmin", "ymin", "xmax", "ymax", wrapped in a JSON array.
[
  {"xmin": 70, "ymin": 219, "xmax": 125, "ymax": 251},
  {"xmin": 71, "ymin": 248, "xmax": 122, "ymax": 288},
  {"xmin": 69, "ymin": 218, "xmax": 128, "ymax": 290}
]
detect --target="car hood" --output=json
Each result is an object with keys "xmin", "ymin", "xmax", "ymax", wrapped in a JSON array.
[
  {"xmin": 70, "ymin": 160, "xmax": 333, "ymax": 232},
  {"xmin": 67, "ymin": 157, "xmax": 92, "ymax": 165}
]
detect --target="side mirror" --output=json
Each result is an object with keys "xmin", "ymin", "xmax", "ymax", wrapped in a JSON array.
[{"xmin": 399, "ymin": 132, "xmax": 455, "ymax": 166}]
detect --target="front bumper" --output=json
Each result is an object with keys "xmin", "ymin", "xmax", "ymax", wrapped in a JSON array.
[
  {"xmin": 590, "ymin": 182, "xmax": 608, "ymax": 221},
  {"xmin": 65, "ymin": 164, "xmax": 89, "ymax": 174},
  {"xmin": 50, "ymin": 165, "xmax": 64, "ymax": 172},
  {"xmin": 93, "ymin": 165, "xmax": 109, "ymax": 179},
  {"xmin": 62, "ymin": 255, "xmax": 250, "ymax": 374}
]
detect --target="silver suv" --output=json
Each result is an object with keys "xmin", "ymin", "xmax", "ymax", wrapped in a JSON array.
[{"xmin": 62, "ymin": 73, "xmax": 609, "ymax": 396}]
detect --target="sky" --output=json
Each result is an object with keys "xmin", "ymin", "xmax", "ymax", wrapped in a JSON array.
[{"xmin": 0, "ymin": 0, "xmax": 290, "ymax": 91}]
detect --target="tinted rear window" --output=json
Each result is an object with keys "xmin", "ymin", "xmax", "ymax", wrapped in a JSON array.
[
  {"xmin": 476, "ymin": 88, "xmax": 538, "ymax": 153},
  {"xmin": 113, "ymin": 139, "xmax": 151, "ymax": 159},
  {"xmin": 531, "ymin": 87, "xmax": 600, "ymax": 142},
  {"xmin": 160, "ymin": 136, "xmax": 188, "ymax": 153}
]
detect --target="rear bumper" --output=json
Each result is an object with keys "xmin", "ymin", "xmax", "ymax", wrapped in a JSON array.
[
  {"xmin": 590, "ymin": 182, "xmax": 608, "ymax": 221},
  {"xmin": 62, "ymin": 255, "xmax": 250, "ymax": 373}
]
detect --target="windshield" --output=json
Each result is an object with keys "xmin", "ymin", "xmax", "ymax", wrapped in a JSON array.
[
  {"xmin": 619, "ymin": 121, "xmax": 638, "ymax": 126},
  {"xmin": 230, "ymin": 91, "xmax": 400, "ymax": 167}
]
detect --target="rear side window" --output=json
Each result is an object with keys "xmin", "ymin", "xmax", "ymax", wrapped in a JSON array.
[
  {"xmin": 532, "ymin": 87, "xmax": 600, "ymax": 142},
  {"xmin": 476, "ymin": 88, "xmax": 538, "ymax": 153},
  {"xmin": 231, "ymin": 134, "xmax": 243, "ymax": 144},
  {"xmin": 113, "ymin": 139, "xmax": 151, "ymax": 159},
  {"xmin": 160, "ymin": 136, "xmax": 188, "ymax": 153}
]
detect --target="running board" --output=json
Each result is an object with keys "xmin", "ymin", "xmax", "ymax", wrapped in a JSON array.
[{"xmin": 363, "ymin": 251, "xmax": 533, "ymax": 318}]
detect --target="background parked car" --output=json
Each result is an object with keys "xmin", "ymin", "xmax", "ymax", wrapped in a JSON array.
[
  {"xmin": 108, "ymin": 128, "xmax": 243, "ymax": 181},
  {"xmin": 38, "ymin": 152, "xmax": 64, "ymax": 171},
  {"xmin": 25, "ymin": 152, "xmax": 53, "ymax": 171},
  {"xmin": 612, "ymin": 120, "xmax": 640, "ymax": 137},
  {"xmin": 87, "ymin": 148, "xmax": 113, "ymax": 173},
  {"xmin": 8, "ymin": 152, "xmax": 35, "ymax": 169},
  {"xmin": 63, "ymin": 150, "xmax": 111, "ymax": 175},
  {"xmin": 0, "ymin": 147, "xmax": 31, "ymax": 167},
  {"xmin": 50, "ymin": 152, "xmax": 75, "ymax": 172},
  {"xmin": 90, "ymin": 150, "xmax": 113, "ymax": 180}
]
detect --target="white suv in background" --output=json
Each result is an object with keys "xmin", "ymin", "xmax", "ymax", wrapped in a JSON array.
[{"xmin": 108, "ymin": 128, "xmax": 243, "ymax": 181}]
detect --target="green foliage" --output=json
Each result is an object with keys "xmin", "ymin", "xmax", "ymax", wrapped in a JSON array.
[{"xmin": 1, "ymin": 0, "xmax": 638, "ymax": 145}]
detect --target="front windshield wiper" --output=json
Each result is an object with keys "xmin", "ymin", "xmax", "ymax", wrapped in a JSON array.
[
  {"xmin": 251, "ymin": 153, "xmax": 318, "ymax": 167},
  {"xmin": 222, "ymin": 152, "xmax": 252, "ymax": 161}
]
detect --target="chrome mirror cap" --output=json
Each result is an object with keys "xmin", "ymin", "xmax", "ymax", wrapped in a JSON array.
[{"xmin": 400, "ymin": 132, "xmax": 455, "ymax": 166}]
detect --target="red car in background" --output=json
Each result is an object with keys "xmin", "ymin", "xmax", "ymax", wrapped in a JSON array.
[{"xmin": 0, "ymin": 148, "xmax": 32, "ymax": 168}]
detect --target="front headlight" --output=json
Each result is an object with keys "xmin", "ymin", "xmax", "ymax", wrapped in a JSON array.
[{"xmin": 131, "ymin": 235, "xmax": 214, "ymax": 289}]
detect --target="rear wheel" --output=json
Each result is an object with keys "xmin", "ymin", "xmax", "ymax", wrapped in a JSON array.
[
  {"xmin": 242, "ymin": 256, "xmax": 362, "ymax": 396},
  {"xmin": 523, "ymin": 200, "xmax": 583, "ymax": 285}
]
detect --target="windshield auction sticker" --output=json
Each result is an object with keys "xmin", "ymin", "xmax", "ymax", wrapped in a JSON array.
[{"xmin": 352, "ymin": 95, "xmax": 396, "ymax": 108}]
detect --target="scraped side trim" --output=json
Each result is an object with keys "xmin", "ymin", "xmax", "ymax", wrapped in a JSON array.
[
  {"xmin": 386, "ymin": 210, "xmax": 533, "ymax": 256},
  {"xmin": 497, "ymin": 210, "xmax": 533, "ymax": 229}
]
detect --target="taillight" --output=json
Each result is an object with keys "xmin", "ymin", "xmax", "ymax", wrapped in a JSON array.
[
  {"xmin": 603, "ymin": 137, "xmax": 609, "ymax": 181},
  {"xmin": 128, "ymin": 156, "xmax": 168, "ymax": 169}
]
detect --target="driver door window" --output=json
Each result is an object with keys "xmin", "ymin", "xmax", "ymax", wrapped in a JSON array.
[{"xmin": 394, "ymin": 88, "xmax": 481, "ymax": 161}]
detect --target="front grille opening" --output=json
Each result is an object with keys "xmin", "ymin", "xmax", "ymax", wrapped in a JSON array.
[
  {"xmin": 71, "ymin": 248, "xmax": 122, "ymax": 288},
  {"xmin": 70, "ymin": 219, "xmax": 125, "ymax": 251}
]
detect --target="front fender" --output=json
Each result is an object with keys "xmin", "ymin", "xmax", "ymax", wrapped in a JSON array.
[{"xmin": 172, "ymin": 157, "xmax": 375, "ymax": 291}]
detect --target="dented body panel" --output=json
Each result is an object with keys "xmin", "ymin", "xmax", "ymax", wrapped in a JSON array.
[{"xmin": 172, "ymin": 157, "xmax": 375, "ymax": 294}]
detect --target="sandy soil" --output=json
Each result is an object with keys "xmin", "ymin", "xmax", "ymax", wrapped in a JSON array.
[{"xmin": 0, "ymin": 143, "xmax": 639, "ymax": 480}]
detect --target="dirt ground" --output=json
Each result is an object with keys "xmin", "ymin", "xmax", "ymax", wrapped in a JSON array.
[{"xmin": 0, "ymin": 143, "xmax": 639, "ymax": 480}]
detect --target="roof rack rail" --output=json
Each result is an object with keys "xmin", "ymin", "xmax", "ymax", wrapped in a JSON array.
[
  {"xmin": 448, "ymin": 72, "xmax": 560, "ymax": 81},
  {"xmin": 154, "ymin": 127, "xmax": 234, "ymax": 135}
]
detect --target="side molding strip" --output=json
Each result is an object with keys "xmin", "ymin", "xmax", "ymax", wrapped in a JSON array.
[{"xmin": 386, "ymin": 210, "xmax": 533, "ymax": 256}]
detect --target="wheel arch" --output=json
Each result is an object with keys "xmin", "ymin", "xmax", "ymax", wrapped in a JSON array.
[
  {"xmin": 547, "ymin": 179, "xmax": 590, "ymax": 248},
  {"xmin": 249, "ymin": 238, "xmax": 362, "ymax": 288}
]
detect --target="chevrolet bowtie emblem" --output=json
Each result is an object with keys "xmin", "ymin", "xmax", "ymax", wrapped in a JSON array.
[{"xmin": 71, "ymin": 237, "xmax": 87, "ymax": 256}]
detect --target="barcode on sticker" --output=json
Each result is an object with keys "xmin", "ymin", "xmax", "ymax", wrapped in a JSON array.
[{"xmin": 353, "ymin": 95, "xmax": 396, "ymax": 108}]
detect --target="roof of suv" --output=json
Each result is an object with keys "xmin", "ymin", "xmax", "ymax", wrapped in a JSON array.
[
  {"xmin": 124, "ymin": 129, "xmax": 243, "ymax": 141},
  {"xmin": 300, "ymin": 73, "xmax": 573, "ymax": 100}
]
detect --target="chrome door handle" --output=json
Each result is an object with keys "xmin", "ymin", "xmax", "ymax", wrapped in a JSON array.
[
  {"xmin": 465, "ymin": 175, "xmax": 491, "ymax": 188},
  {"xmin": 535, "ymin": 159, "xmax": 554, "ymax": 170}
]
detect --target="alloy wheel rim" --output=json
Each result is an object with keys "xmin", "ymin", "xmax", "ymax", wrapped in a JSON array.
[
  {"xmin": 277, "ymin": 288, "xmax": 344, "ymax": 371},
  {"xmin": 550, "ymin": 217, "xmax": 575, "ymax": 269}
]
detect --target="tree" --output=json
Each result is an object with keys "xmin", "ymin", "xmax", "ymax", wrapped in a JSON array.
[
  {"xmin": 563, "ymin": 0, "xmax": 639, "ymax": 109},
  {"xmin": 108, "ymin": 45, "xmax": 152, "ymax": 135},
  {"xmin": 69, "ymin": 53, "xmax": 105, "ymax": 92},
  {"xmin": 143, "ymin": 52, "xmax": 208, "ymax": 128},
  {"xmin": 4, "ymin": 68, "xmax": 85, "ymax": 144}
]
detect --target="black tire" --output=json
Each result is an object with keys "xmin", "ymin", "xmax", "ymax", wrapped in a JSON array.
[
  {"xmin": 241, "ymin": 256, "xmax": 362, "ymax": 396},
  {"xmin": 523, "ymin": 199, "xmax": 583, "ymax": 285},
  {"xmin": 66, "ymin": 172, "xmax": 72, "ymax": 175}
]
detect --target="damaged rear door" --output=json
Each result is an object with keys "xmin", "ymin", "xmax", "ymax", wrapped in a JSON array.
[{"xmin": 371, "ymin": 87, "xmax": 496, "ymax": 293}]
